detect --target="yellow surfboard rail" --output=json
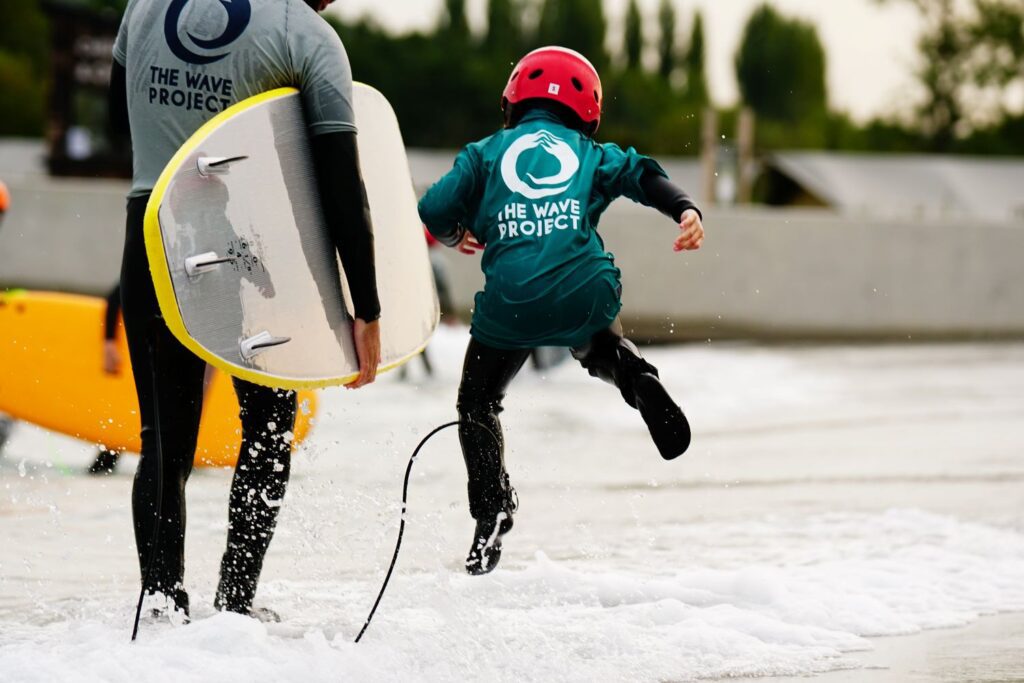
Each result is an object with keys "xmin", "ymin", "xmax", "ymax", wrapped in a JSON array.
[
  {"xmin": 0, "ymin": 289, "xmax": 318, "ymax": 467},
  {"xmin": 143, "ymin": 86, "xmax": 429, "ymax": 390}
]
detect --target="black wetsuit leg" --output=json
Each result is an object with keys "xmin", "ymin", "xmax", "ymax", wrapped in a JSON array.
[
  {"xmin": 121, "ymin": 195, "xmax": 206, "ymax": 609},
  {"xmin": 571, "ymin": 320, "xmax": 691, "ymax": 459},
  {"xmin": 570, "ymin": 320, "xmax": 656, "ymax": 408},
  {"xmin": 456, "ymin": 338, "xmax": 530, "ymax": 519},
  {"xmin": 88, "ymin": 448, "xmax": 120, "ymax": 475},
  {"xmin": 0, "ymin": 415, "xmax": 14, "ymax": 452},
  {"xmin": 215, "ymin": 379, "xmax": 296, "ymax": 613}
]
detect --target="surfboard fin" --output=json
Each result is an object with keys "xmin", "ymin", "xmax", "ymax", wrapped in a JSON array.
[
  {"xmin": 240, "ymin": 331, "xmax": 292, "ymax": 362},
  {"xmin": 197, "ymin": 155, "xmax": 248, "ymax": 177},
  {"xmin": 184, "ymin": 252, "xmax": 236, "ymax": 279}
]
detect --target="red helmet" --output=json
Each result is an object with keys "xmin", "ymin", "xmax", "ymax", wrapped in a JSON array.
[{"xmin": 502, "ymin": 46, "xmax": 603, "ymax": 130}]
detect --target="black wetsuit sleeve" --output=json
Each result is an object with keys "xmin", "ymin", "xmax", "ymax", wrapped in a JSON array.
[
  {"xmin": 311, "ymin": 131, "xmax": 381, "ymax": 323},
  {"xmin": 103, "ymin": 284, "xmax": 121, "ymax": 340},
  {"xmin": 108, "ymin": 62, "xmax": 130, "ymax": 138},
  {"xmin": 418, "ymin": 146, "xmax": 480, "ymax": 248},
  {"xmin": 639, "ymin": 170, "xmax": 702, "ymax": 223}
]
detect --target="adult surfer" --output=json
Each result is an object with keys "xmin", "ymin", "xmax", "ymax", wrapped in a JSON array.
[{"xmin": 110, "ymin": 0, "xmax": 380, "ymax": 621}]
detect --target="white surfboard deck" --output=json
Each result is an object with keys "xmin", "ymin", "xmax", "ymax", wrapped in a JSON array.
[{"xmin": 144, "ymin": 85, "xmax": 438, "ymax": 389}]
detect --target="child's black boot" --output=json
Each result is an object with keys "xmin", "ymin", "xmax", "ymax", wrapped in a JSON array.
[
  {"xmin": 465, "ymin": 478, "xmax": 517, "ymax": 575},
  {"xmin": 466, "ymin": 509, "xmax": 514, "ymax": 575},
  {"xmin": 574, "ymin": 329, "xmax": 690, "ymax": 459},
  {"xmin": 633, "ymin": 371, "xmax": 691, "ymax": 459}
]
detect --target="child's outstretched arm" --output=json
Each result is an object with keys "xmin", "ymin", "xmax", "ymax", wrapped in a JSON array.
[
  {"xmin": 418, "ymin": 146, "xmax": 482, "ymax": 249},
  {"xmin": 597, "ymin": 144, "xmax": 704, "ymax": 252},
  {"xmin": 639, "ymin": 172, "xmax": 704, "ymax": 251}
]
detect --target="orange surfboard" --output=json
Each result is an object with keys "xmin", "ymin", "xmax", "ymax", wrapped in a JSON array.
[{"xmin": 0, "ymin": 290, "xmax": 316, "ymax": 467}]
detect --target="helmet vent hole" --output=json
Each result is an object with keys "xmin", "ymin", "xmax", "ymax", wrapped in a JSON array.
[
  {"xmin": 571, "ymin": 77, "xmax": 583, "ymax": 92},
  {"xmin": 528, "ymin": 69, "xmax": 544, "ymax": 80},
  {"xmin": 510, "ymin": 71, "xmax": 519, "ymax": 81},
  {"xmin": 593, "ymin": 90, "xmax": 600, "ymax": 103}
]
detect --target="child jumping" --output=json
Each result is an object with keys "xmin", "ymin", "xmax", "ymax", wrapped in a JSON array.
[{"xmin": 418, "ymin": 46, "xmax": 704, "ymax": 575}]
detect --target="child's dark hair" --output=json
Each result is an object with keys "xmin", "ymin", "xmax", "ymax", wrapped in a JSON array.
[{"xmin": 503, "ymin": 98, "xmax": 597, "ymax": 137}]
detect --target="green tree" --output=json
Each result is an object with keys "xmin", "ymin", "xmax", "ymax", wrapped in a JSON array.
[
  {"xmin": 682, "ymin": 11, "xmax": 707, "ymax": 105},
  {"xmin": 333, "ymin": 0, "xmax": 1022, "ymax": 156},
  {"xmin": 84, "ymin": 0, "xmax": 128, "ymax": 13},
  {"xmin": 734, "ymin": 4, "xmax": 827, "ymax": 122},
  {"xmin": 0, "ymin": 53, "xmax": 45, "ymax": 136},
  {"xmin": 971, "ymin": 0, "xmax": 1024, "ymax": 84},
  {"xmin": 0, "ymin": 0, "xmax": 132, "ymax": 138},
  {"xmin": 485, "ymin": 0, "xmax": 525, "ymax": 60},
  {"xmin": 443, "ymin": 0, "xmax": 470, "ymax": 39},
  {"xmin": 536, "ymin": 0, "xmax": 609, "ymax": 72},
  {"xmin": 0, "ymin": 1, "xmax": 48, "ymax": 76},
  {"xmin": 882, "ymin": 0, "xmax": 1023, "ymax": 150},
  {"xmin": 913, "ymin": 0, "xmax": 968, "ymax": 150},
  {"xmin": 656, "ymin": 0, "xmax": 676, "ymax": 80},
  {"xmin": 623, "ymin": 0, "xmax": 643, "ymax": 71},
  {"xmin": 961, "ymin": 114, "xmax": 1024, "ymax": 155},
  {"xmin": 0, "ymin": 0, "xmax": 49, "ymax": 136},
  {"xmin": 333, "ymin": 17, "xmax": 498, "ymax": 147}
]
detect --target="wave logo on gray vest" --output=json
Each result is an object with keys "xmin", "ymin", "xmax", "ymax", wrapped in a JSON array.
[
  {"xmin": 500, "ymin": 130, "xmax": 580, "ymax": 200},
  {"xmin": 165, "ymin": 0, "xmax": 251, "ymax": 65}
]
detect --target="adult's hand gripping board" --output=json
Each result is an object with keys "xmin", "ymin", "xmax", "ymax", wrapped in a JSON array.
[{"xmin": 144, "ymin": 85, "xmax": 439, "ymax": 389}]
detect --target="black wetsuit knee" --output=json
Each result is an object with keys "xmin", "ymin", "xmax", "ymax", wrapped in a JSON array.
[
  {"xmin": 574, "ymin": 323, "xmax": 690, "ymax": 459},
  {"xmin": 572, "ymin": 326, "xmax": 658, "ymax": 408}
]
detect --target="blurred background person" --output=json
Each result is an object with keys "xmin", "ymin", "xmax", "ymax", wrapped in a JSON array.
[
  {"xmin": 0, "ymin": 179, "xmax": 9, "ymax": 227},
  {"xmin": 87, "ymin": 283, "xmax": 125, "ymax": 475},
  {"xmin": 0, "ymin": 179, "xmax": 13, "ymax": 451}
]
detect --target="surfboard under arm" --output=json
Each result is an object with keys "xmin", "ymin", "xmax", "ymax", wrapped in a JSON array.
[{"xmin": 145, "ymin": 86, "xmax": 439, "ymax": 390}]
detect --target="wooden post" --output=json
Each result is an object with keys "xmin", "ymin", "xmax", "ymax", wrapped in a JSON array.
[
  {"xmin": 736, "ymin": 107, "xmax": 755, "ymax": 204},
  {"xmin": 700, "ymin": 107, "xmax": 718, "ymax": 206}
]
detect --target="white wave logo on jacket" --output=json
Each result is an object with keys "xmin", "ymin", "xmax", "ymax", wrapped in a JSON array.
[{"xmin": 500, "ymin": 130, "xmax": 580, "ymax": 200}]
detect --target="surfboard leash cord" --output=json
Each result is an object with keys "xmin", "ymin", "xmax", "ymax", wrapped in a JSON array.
[
  {"xmin": 128, "ymin": 407, "xmax": 497, "ymax": 643},
  {"xmin": 131, "ymin": 335, "xmax": 166, "ymax": 641},
  {"xmin": 354, "ymin": 419, "xmax": 498, "ymax": 643}
]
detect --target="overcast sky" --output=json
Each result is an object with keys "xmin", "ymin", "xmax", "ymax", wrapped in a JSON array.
[{"xmin": 328, "ymin": 0, "xmax": 924, "ymax": 123}]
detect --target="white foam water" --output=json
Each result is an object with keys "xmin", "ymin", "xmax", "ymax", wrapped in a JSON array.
[{"xmin": 2, "ymin": 330, "xmax": 1023, "ymax": 681}]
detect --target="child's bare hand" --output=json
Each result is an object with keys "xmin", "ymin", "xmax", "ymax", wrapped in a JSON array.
[
  {"xmin": 456, "ymin": 232, "xmax": 484, "ymax": 255},
  {"xmin": 674, "ymin": 209, "xmax": 703, "ymax": 252}
]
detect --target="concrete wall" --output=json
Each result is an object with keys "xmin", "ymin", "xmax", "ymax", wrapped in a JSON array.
[
  {"xmin": 2, "ymin": 174, "xmax": 1022, "ymax": 340},
  {"xmin": 0, "ymin": 176, "xmax": 127, "ymax": 295},
  {"xmin": 437, "ymin": 202, "xmax": 1024, "ymax": 340}
]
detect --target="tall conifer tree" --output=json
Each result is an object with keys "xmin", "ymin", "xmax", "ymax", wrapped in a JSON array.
[
  {"xmin": 683, "ymin": 11, "xmax": 708, "ymax": 104},
  {"xmin": 624, "ymin": 0, "xmax": 643, "ymax": 71},
  {"xmin": 735, "ymin": 5, "xmax": 827, "ymax": 121},
  {"xmin": 537, "ymin": 0, "xmax": 609, "ymax": 71},
  {"xmin": 486, "ymin": 0, "xmax": 524, "ymax": 59},
  {"xmin": 656, "ymin": 0, "xmax": 677, "ymax": 79},
  {"xmin": 444, "ymin": 0, "xmax": 470, "ymax": 39}
]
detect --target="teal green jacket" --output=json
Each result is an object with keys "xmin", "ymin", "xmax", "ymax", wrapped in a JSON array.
[{"xmin": 418, "ymin": 110, "xmax": 668, "ymax": 350}]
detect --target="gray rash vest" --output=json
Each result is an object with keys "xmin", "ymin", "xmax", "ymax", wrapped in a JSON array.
[{"xmin": 113, "ymin": 0, "xmax": 356, "ymax": 199}]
